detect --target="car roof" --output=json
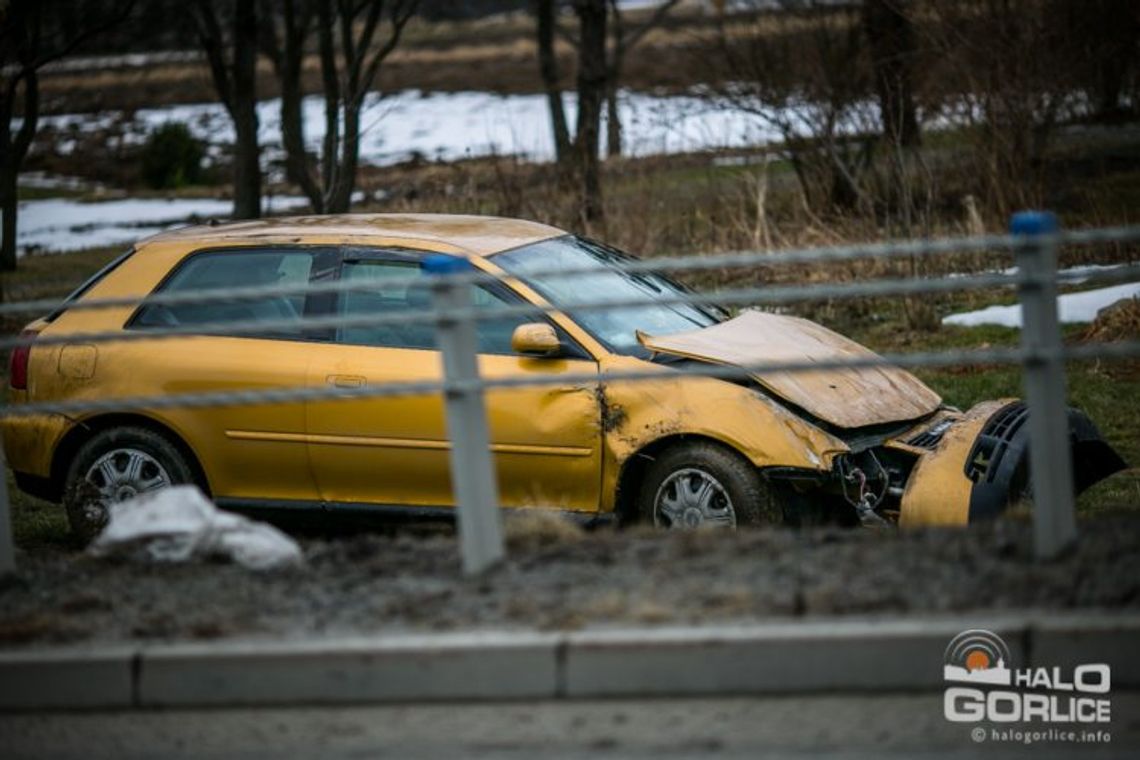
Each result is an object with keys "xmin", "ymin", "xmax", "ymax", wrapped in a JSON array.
[{"xmin": 136, "ymin": 213, "xmax": 567, "ymax": 257}]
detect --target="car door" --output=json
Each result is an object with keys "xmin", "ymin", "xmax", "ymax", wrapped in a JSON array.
[
  {"xmin": 304, "ymin": 248, "xmax": 603, "ymax": 513},
  {"xmin": 124, "ymin": 245, "xmax": 338, "ymax": 504}
]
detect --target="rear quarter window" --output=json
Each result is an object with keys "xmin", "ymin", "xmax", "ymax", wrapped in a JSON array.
[{"xmin": 130, "ymin": 248, "xmax": 328, "ymax": 340}]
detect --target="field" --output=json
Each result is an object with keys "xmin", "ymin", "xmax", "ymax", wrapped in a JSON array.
[
  {"xmin": 6, "ymin": 2, "xmax": 1140, "ymax": 553},
  {"xmin": 4, "ymin": 220, "xmax": 1138, "ymax": 551}
]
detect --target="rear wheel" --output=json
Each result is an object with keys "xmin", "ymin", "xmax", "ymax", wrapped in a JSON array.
[
  {"xmin": 63, "ymin": 426, "xmax": 197, "ymax": 543},
  {"xmin": 636, "ymin": 441, "xmax": 784, "ymax": 528}
]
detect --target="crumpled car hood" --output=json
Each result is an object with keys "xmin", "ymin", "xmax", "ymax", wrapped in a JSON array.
[{"xmin": 637, "ymin": 310, "xmax": 942, "ymax": 429}]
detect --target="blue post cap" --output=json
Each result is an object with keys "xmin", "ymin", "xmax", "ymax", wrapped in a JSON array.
[
  {"xmin": 1010, "ymin": 211, "xmax": 1059, "ymax": 236},
  {"xmin": 422, "ymin": 254, "xmax": 473, "ymax": 275}
]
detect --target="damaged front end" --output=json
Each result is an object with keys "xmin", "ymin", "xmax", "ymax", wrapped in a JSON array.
[
  {"xmin": 939, "ymin": 400, "xmax": 1125, "ymax": 524},
  {"xmin": 762, "ymin": 417, "xmax": 941, "ymax": 528},
  {"xmin": 764, "ymin": 400, "xmax": 1127, "ymax": 528},
  {"xmin": 635, "ymin": 311, "xmax": 1126, "ymax": 528}
]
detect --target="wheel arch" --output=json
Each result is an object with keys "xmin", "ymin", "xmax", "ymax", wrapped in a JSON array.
[
  {"xmin": 613, "ymin": 433, "xmax": 753, "ymax": 524},
  {"xmin": 51, "ymin": 412, "xmax": 211, "ymax": 501}
]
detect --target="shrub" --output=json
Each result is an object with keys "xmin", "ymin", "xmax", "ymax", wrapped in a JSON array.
[{"xmin": 140, "ymin": 123, "xmax": 204, "ymax": 189}]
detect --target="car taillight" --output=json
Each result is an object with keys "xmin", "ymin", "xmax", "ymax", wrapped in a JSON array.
[{"xmin": 9, "ymin": 330, "xmax": 39, "ymax": 391}]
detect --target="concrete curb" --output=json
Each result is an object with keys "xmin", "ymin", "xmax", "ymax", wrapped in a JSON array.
[
  {"xmin": 1, "ymin": 613, "xmax": 1136, "ymax": 710},
  {"xmin": 138, "ymin": 631, "xmax": 560, "ymax": 707},
  {"xmin": 562, "ymin": 618, "xmax": 1028, "ymax": 697}
]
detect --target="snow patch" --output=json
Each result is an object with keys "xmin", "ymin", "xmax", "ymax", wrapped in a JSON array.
[
  {"xmin": 948, "ymin": 263, "xmax": 1127, "ymax": 284},
  {"xmin": 942, "ymin": 283, "xmax": 1140, "ymax": 328},
  {"xmin": 17, "ymin": 195, "xmax": 309, "ymax": 254},
  {"xmin": 27, "ymin": 89, "xmax": 784, "ymax": 169}
]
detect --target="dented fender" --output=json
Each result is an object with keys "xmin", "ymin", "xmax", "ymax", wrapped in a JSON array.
[{"xmin": 596, "ymin": 356, "xmax": 849, "ymax": 512}]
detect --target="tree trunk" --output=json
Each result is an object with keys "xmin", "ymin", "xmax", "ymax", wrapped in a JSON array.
[
  {"xmin": 327, "ymin": 102, "xmax": 361, "ymax": 213},
  {"xmin": 230, "ymin": 0, "xmax": 261, "ymax": 219},
  {"xmin": 0, "ymin": 64, "xmax": 38, "ymax": 273},
  {"xmin": 275, "ymin": 1, "xmax": 323, "ymax": 211},
  {"xmin": 317, "ymin": 0, "xmax": 340, "ymax": 206},
  {"xmin": 605, "ymin": 81, "xmax": 621, "ymax": 158},
  {"xmin": 574, "ymin": 0, "xmax": 607, "ymax": 225},
  {"xmin": 535, "ymin": 0, "xmax": 571, "ymax": 165},
  {"xmin": 862, "ymin": 0, "xmax": 920, "ymax": 148},
  {"xmin": 0, "ymin": 163, "xmax": 17, "ymax": 273},
  {"xmin": 1091, "ymin": 0, "xmax": 1139, "ymax": 119}
]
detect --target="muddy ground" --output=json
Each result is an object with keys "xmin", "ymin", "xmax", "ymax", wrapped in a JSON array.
[{"xmin": 1, "ymin": 516, "xmax": 1138, "ymax": 649}]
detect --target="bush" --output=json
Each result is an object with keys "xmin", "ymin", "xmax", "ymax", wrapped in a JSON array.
[{"xmin": 140, "ymin": 123, "xmax": 204, "ymax": 189}]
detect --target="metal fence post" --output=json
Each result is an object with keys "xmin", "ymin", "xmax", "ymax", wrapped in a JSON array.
[
  {"xmin": 424, "ymin": 255, "xmax": 505, "ymax": 575},
  {"xmin": 0, "ymin": 438, "xmax": 15, "ymax": 574},
  {"xmin": 1012, "ymin": 211, "xmax": 1076, "ymax": 560}
]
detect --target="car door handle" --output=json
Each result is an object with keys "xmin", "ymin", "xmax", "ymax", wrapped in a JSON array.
[{"xmin": 328, "ymin": 374, "xmax": 367, "ymax": 389}]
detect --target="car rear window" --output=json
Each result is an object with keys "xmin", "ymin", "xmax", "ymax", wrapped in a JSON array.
[{"xmin": 131, "ymin": 248, "xmax": 320, "ymax": 339}]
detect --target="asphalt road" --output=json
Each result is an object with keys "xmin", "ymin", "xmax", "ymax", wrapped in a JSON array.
[{"xmin": 2, "ymin": 693, "xmax": 1136, "ymax": 759}]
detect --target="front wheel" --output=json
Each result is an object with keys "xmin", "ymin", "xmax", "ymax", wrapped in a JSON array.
[
  {"xmin": 63, "ymin": 426, "xmax": 198, "ymax": 543},
  {"xmin": 636, "ymin": 441, "xmax": 783, "ymax": 528}
]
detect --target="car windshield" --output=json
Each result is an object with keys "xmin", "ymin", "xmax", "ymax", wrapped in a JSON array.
[{"xmin": 494, "ymin": 236, "xmax": 723, "ymax": 355}]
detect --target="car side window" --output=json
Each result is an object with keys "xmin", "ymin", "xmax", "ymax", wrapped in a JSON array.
[
  {"xmin": 338, "ymin": 259, "xmax": 540, "ymax": 355},
  {"xmin": 132, "ymin": 249, "xmax": 320, "ymax": 339}
]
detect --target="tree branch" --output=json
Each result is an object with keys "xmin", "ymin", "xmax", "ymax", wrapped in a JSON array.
[
  {"xmin": 346, "ymin": 0, "xmax": 383, "ymax": 96},
  {"xmin": 257, "ymin": 0, "xmax": 284, "ymax": 71},
  {"xmin": 12, "ymin": 68, "xmax": 39, "ymax": 160},
  {"xmin": 192, "ymin": 0, "xmax": 234, "ymax": 113},
  {"xmin": 623, "ymin": 0, "xmax": 680, "ymax": 52},
  {"xmin": 356, "ymin": 0, "xmax": 417, "ymax": 107},
  {"xmin": 31, "ymin": 0, "xmax": 137, "ymax": 71}
]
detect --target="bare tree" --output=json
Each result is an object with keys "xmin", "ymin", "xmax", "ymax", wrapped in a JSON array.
[
  {"xmin": 191, "ymin": 0, "xmax": 262, "ymax": 220},
  {"xmin": 261, "ymin": 0, "xmax": 417, "ymax": 214},
  {"xmin": 1051, "ymin": 0, "xmax": 1139, "ymax": 120},
  {"xmin": 922, "ymin": 0, "xmax": 1081, "ymax": 214},
  {"xmin": 573, "ymin": 0, "xmax": 607, "ymax": 224},
  {"xmin": 258, "ymin": 0, "xmax": 321, "ymax": 204},
  {"xmin": 0, "ymin": 0, "xmax": 133, "ymax": 275},
  {"xmin": 530, "ymin": 1, "xmax": 608, "ymax": 223},
  {"xmin": 711, "ymin": 0, "xmax": 877, "ymax": 213},
  {"xmin": 603, "ymin": 0, "xmax": 680, "ymax": 158},
  {"xmin": 533, "ymin": 0, "xmax": 571, "ymax": 165},
  {"xmin": 542, "ymin": 0, "xmax": 680, "ymax": 160},
  {"xmin": 861, "ymin": 0, "xmax": 919, "ymax": 148}
]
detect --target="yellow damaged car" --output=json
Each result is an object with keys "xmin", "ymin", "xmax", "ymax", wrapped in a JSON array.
[{"xmin": 2, "ymin": 214, "xmax": 1125, "ymax": 538}]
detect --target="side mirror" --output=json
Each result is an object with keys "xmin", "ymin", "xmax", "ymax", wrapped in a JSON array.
[{"xmin": 511, "ymin": 323, "xmax": 561, "ymax": 357}]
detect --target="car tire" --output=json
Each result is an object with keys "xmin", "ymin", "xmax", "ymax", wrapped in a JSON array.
[
  {"xmin": 636, "ymin": 441, "xmax": 783, "ymax": 528},
  {"xmin": 63, "ymin": 426, "xmax": 198, "ymax": 544}
]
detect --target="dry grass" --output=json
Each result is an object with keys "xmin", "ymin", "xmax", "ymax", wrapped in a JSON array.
[
  {"xmin": 503, "ymin": 509, "xmax": 585, "ymax": 552},
  {"xmin": 1081, "ymin": 297, "xmax": 1140, "ymax": 343}
]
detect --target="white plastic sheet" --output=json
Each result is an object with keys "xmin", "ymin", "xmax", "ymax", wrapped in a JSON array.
[{"xmin": 88, "ymin": 485, "xmax": 303, "ymax": 570}]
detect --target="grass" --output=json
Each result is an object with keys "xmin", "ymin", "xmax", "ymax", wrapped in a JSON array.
[
  {"xmin": 16, "ymin": 185, "xmax": 87, "ymax": 201},
  {"xmin": 6, "ymin": 474, "xmax": 68, "ymax": 551}
]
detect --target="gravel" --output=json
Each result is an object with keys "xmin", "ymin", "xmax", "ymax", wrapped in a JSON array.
[{"xmin": 2, "ymin": 517, "xmax": 1139, "ymax": 649}]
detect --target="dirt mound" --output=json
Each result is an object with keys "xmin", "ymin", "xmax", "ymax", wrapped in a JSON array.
[
  {"xmin": 1081, "ymin": 297, "xmax": 1140, "ymax": 342},
  {"xmin": 3, "ymin": 518, "xmax": 1140, "ymax": 649}
]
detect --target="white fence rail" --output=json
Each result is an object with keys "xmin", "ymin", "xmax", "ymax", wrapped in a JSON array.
[{"xmin": 1, "ymin": 212, "xmax": 1139, "ymax": 574}]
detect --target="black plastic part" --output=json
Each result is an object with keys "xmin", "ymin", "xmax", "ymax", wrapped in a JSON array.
[
  {"xmin": 966, "ymin": 404, "xmax": 1127, "ymax": 522},
  {"xmin": 13, "ymin": 471, "xmax": 59, "ymax": 503},
  {"xmin": 214, "ymin": 498, "xmax": 615, "ymax": 531}
]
